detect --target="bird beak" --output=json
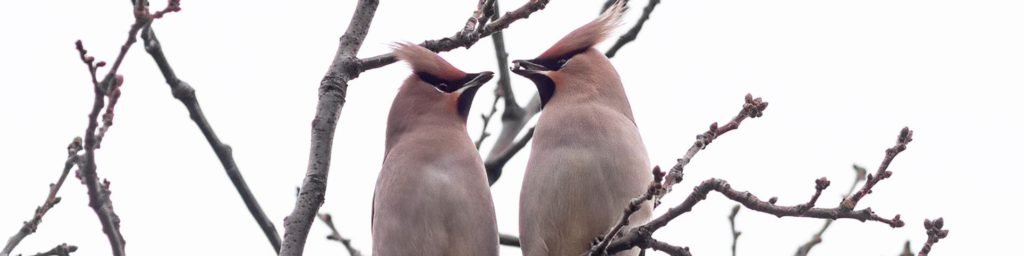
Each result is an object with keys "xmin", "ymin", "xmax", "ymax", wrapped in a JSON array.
[
  {"xmin": 511, "ymin": 59, "xmax": 551, "ymax": 75},
  {"xmin": 463, "ymin": 71, "xmax": 495, "ymax": 89},
  {"xmin": 510, "ymin": 59, "xmax": 555, "ymax": 110}
]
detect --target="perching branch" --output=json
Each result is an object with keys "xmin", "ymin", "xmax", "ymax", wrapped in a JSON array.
[
  {"xmin": 794, "ymin": 165, "xmax": 867, "ymax": 256},
  {"xmin": 649, "ymin": 239, "xmax": 692, "ymax": 256},
  {"xmin": 604, "ymin": 126, "xmax": 915, "ymax": 255},
  {"xmin": 587, "ymin": 166, "xmax": 665, "ymax": 256},
  {"xmin": 70, "ymin": 2, "xmax": 180, "ymax": 255},
  {"xmin": 1, "ymin": 139, "xmax": 82, "ymax": 256},
  {"xmin": 317, "ymin": 214, "xmax": 362, "ymax": 256},
  {"xmin": 657, "ymin": 93, "xmax": 769, "ymax": 207},
  {"xmin": 605, "ymin": 0, "xmax": 660, "ymax": 58},
  {"xmin": 281, "ymin": 0, "xmax": 549, "ymax": 255},
  {"xmin": 917, "ymin": 218, "xmax": 949, "ymax": 256},
  {"xmin": 728, "ymin": 205, "xmax": 741, "ymax": 256},
  {"xmin": 138, "ymin": 23, "xmax": 282, "ymax": 252},
  {"xmin": 20, "ymin": 243, "xmax": 77, "ymax": 256}
]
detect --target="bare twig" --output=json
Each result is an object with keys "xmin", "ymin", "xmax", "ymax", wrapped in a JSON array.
[
  {"xmin": 605, "ymin": 0, "xmax": 660, "ymax": 58},
  {"xmin": 19, "ymin": 243, "xmax": 77, "ymax": 256},
  {"xmin": 649, "ymin": 239, "xmax": 691, "ymax": 256},
  {"xmin": 356, "ymin": 0, "xmax": 549, "ymax": 72},
  {"xmin": 657, "ymin": 93, "xmax": 769, "ymax": 207},
  {"xmin": 605, "ymin": 127, "xmax": 914, "ymax": 255},
  {"xmin": 483, "ymin": 127, "xmax": 535, "ymax": 185},
  {"xmin": 587, "ymin": 166, "xmax": 665, "ymax": 256},
  {"xmin": 899, "ymin": 240, "xmax": 913, "ymax": 256},
  {"xmin": 138, "ymin": 23, "xmax": 282, "ymax": 252},
  {"xmin": 794, "ymin": 165, "xmax": 867, "ymax": 256},
  {"xmin": 475, "ymin": 97, "xmax": 500, "ymax": 149},
  {"xmin": 728, "ymin": 205, "xmax": 741, "ymax": 256},
  {"xmin": 499, "ymin": 233, "xmax": 521, "ymax": 247},
  {"xmin": 1, "ymin": 139, "xmax": 82, "ymax": 256},
  {"xmin": 317, "ymin": 214, "xmax": 362, "ymax": 256},
  {"xmin": 281, "ymin": 1, "xmax": 549, "ymax": 255},
  {"xmin": 71, "ymin": 3, "xmax": 180, "ymax": 255},
  {"xmin": 917, "ymin": 218, "xmax": 948, "ymax": 256},
  {"xmin": 840, "ymin": 127, "xmax": 914, "ymax": 211}
]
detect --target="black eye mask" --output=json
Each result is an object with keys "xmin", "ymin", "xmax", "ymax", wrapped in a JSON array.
[{"xmin": 414, "ymin": 71, "xmax": 494, "ymax": 121}]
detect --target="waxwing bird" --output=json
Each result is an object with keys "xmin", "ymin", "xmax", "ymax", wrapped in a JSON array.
[
  {"xmin": 513, "ymin": 1, "xmax": 653, "ymax": 255},
  {"xmin": 372, "ymin": 43, "xmax": 498, "ymax": 256}
]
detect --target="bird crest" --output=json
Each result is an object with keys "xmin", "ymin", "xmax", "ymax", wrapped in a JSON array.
[
  {"xmin": 536, "ymin": 0, "xmax": 626, "ymax": 60},
  {"xmin": 391, "ymin": 42, "xmax": 466, "ymax": 81}
]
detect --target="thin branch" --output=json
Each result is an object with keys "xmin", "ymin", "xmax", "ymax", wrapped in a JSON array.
[
  {"xmin": 794, "ymin": 165, "xmax": 867, "ymax": 256},
  {"xmin": 282, "ymin": 1, "xmax": 549, "ymax": 254},
  {"xmin": 20, "ymin": 243, "xmax": 77, "ymax": 256},
  {"xmin": 475, "ymin": 96, "xmax": 500, "ymax": 149},
  {"xmin": 71, "ymin": 1, "xmax": 182, "ymax": 253},
  {"xmin": 317, "ymin": 214, "xmax": 362, "ymax": 256},
  {"xmin": 649, "ymin": 239, "xmax": 692, "ymax": 256},
  {"xmin": 728, "ymin": 205, "xmax": 741, "ymax": 256},
  {"xmin": 499, "ymin": 234, "xmax": 521, "ymax": 247},
  {"xmin": 657, "ymin": 93, "xmax": 769, "ymax": 207},
  {"xmin": 356, "ymin": 0, "xmax": 550, "ymax": 72},
  {"xmin": 1, "ymin": 139, "xmax": 82, "ymax": 256},
  {"xmin": 840, "ymin": 127, "xmax": 914, "ymax": 211},
  {"xmin": 605, "ymin": 0, "xmax": 660, "ymax": 58},
  {"xmin": 484, "ymin": 127, "xmax": 535, "ymax": 185},
  {"xmin": 899, "ymin": 240, "xmax": 913, "ymax": 256},
  {"xmin": 138, "ymin": 23, "xmax": 282, "ymax": 252},
  {"xmin": 606, "ymin": 127, "xmax": 914, "ymax": 255},
  {"xmin": 588, "ymin": 166, "xmax": 665, "ymax": 256},
  {"xmin": 917, "ymin": 218, "xmax": 948, "ymax": 256}
]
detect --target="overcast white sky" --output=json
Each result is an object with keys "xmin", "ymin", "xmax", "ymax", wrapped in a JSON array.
[{"xmin": 1, "ymin": 0, "xmax": 1022, "ymax": 255}]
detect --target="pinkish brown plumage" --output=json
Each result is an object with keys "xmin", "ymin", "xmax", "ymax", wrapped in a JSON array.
[
  {"xmin": 372, "ymin": 43, "xmax": 497, "ymax": 256},
  {"xmin": 513, "ymin": 1, "xmax": 652, "ymax": 255}
]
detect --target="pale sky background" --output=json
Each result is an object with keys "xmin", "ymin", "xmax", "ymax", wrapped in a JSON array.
[{"xmin": 1, "ymin": 0, "xmax": 1022, "ymax": 255}]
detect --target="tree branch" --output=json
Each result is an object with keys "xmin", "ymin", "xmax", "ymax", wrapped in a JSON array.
[
  {"xmin": 70, "ymin": 2, "xmax": 181, "ymax": 255},
  {"xmin": 794, "ymin": 165, "xmax": 867, "ymax": 256},
  {"xmin": 917, "ymin": 218, "xmax": 948, "ymax": 256},
  {"xmin": 356, "ymin": 0, "xmax": 549, "ymax": 73},
  {"xmin": 137, "ymin": 23, "xmax": 282, "ymax": 252},
  {"xmin": 728, "ymin": 205, "xmax": 741, "ymax": 256},
  {"xmin": 899, "ymin": 240, "xmax": 913, "ymax": 256},
  {"xmin": 657, "ymin": 93, "xmax": 769, "ymax": 207},
  {"xmin": 649, "ymin": 239, "xmax": 692, "ymax": 256},
  {"xmin": 605, "ymin": 0, "xmax": 660, "ymax": 58},
  {"xmin": 317, "ymin": 214, "xmax": 362, "ymax": 256},
  {"xmin": 605, "ymin": 127, "xmax": 915, "ymax": 255},
  {"xmin": 1, "ymin": 139, "xmax": 82, "ymax": 256},
  {"xmin": 587, "ymin": 166, "xmax": 665, "ymax": 256},
  {"xmin": 280, "ymin": 1, "xmax": 379, "ymax": 255},
  {"xmin": 20, "ymin": 243, "xmax": 77, "ymax": 256},
  {"xmin": 840, "ymin": 127, "xmax": 914, "ymax": 211}
]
